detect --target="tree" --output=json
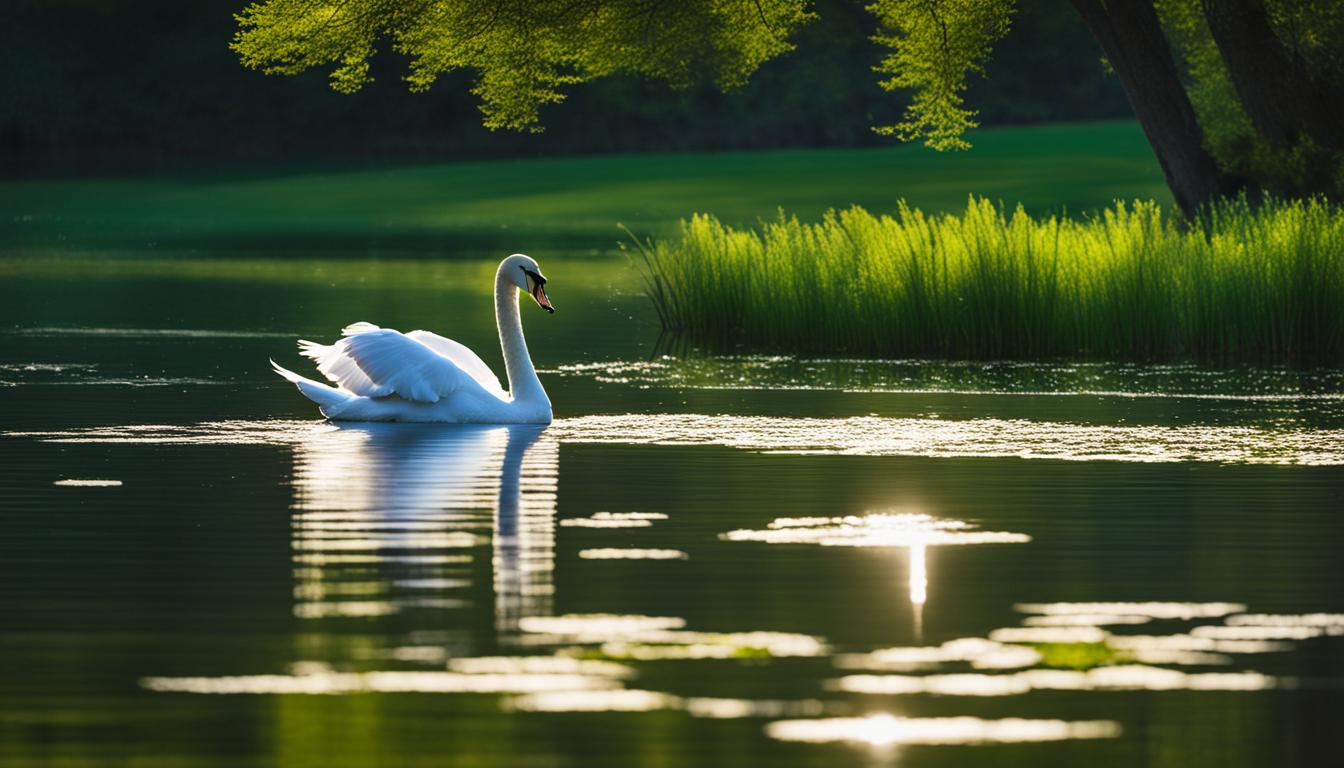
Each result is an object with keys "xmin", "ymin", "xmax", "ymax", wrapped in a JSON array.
[
  {"xmin": 232, "ymin": 0, "xmax": 1344, "ymax": 215},
  {"xmin": 231, "ymin": 1, "xmax": 813, "ymax": 132},
  {"xmin": 1064, "ymin": 0, "xmax": 1235, "ymax": 214}
]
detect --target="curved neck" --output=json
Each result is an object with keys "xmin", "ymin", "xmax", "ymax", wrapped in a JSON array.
[{"xmin": 495, "ymin": 269, "xmax": 547, "ymax": 404}]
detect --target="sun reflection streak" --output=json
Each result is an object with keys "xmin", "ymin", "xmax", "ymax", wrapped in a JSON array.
[
  {"xmin": 723, "ymin": 512, "xmax": 1027, "ymax": 639},
  {"xmin": 909, "ymin": 544, "xmax": 927, "ymax": 640}
]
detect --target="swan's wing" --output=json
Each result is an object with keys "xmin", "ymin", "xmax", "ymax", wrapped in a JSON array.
[
  {"xmin": 298, "ymin": 339, "xmax": 386, "ymax": 397},
  {"xmin": 405, "ymin": 330, "xmax": 505, "ymax": 397},
  {"xmin": 299, "ymin": 327, "xmax": 486, "ymax": 403},
  {"xmin": 342, "ymin": 322, "xmax": 381, "ymax": 336}
]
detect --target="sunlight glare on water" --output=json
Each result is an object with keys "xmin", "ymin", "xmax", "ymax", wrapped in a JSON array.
[
  {"xmin": 831, "ymin": 666, "xmax": 1283, "ymax": 695},
  {"xmin": 763, "ymin": 714, "xmax": 1122, "ymax": 746},
  {"xmin": 721, "ymin": 512, "xmax": 1031, "ymax": 547},
  {"xmin": 547, "ymin": 356, "xmax": 1344, "ymax": 401},
  {"xmin": 513, "ymin": 614, "xmax": 828, "ymax": 659},
  {"xmin": 14, "ymin": 413, "xmax": 1343, "ymax": 463},
  {"xmin": 1015, "ymin": 602, "xmax": 1247, "ymax": 619},
  {"xmin": 559, "ymin": 512, "xmax": 668, "ymax": 528},
  {"xmin": 553, "ymin": 414, "xmax": 1344, "ymax": 464},
  {"xmin": 578, "ymin": 548, "xmax": 690, "ymax": 560},
  {"xmin": 141, "ymin": 671, "xmax": 624, "ymax": 695}
]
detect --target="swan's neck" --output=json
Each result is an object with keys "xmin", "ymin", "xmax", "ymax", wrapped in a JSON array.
[{"xmin": 495, "ymin": 270, "xmax": 547, "ymax": 405}]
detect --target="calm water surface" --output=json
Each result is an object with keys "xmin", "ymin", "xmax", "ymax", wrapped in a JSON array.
[{"xmin": 2, "ymin": 252, "xmax": 1342, "ymax": 767}]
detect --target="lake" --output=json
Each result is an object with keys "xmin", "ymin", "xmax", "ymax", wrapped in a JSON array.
[{"xmin": 2, "ymin": 249, "xmax": 1342, "ymax": 767}]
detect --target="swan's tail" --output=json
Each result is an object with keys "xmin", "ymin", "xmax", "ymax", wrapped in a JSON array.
[{"xmin": 271, "ymin": 359, "xmax": 352, "ymax": 410}]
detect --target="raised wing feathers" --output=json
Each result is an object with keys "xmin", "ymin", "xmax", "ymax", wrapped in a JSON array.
[
  {"xmin": 299, "ymin": 324, "xmax": 499, "ymax": 404},
  {"xmin": 298, "ymin": 339, "xmax": 389, "ymax": 397},
  {"xmin": 405, "ymin": 330, "xmax": 505, "ymax": 397},
  {"xmin": 342, "ymin": 321, "xmax": 381, "ymax": 336}
]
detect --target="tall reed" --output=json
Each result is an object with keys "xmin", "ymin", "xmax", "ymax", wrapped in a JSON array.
[{"xmin": 635, "ymin": 197, "xmax": 1344, "ymax": 363}]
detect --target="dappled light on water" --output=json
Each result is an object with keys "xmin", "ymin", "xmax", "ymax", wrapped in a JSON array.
[
  {"xmin": 823, "ymin": 597, "xmax": 1344, "ymax": 704},
  {"xmin": 506, "ymin": 689, "xmax": 678, "ymax": 712},
  {"xmin": 11, "ymin": 414, "xmax": 1344, "ymax": 464},
  {"xmin": 445, "ymin": 657, "xmax": 634, "ymax": 678},
  {"xmin": 560, "ymin": 512, "xmax": 667, "ymax": 528},
  {"xmin": 142, "ymin": 670, "xmax": 623, "ymax": 695},
  {"xmin": 14, "ymin": 327, "xmax": 298, "ymax": 338},
  {"xmin": 514, "ymin": 613, "xmax": 827, "ymax": 660},
  {"xmin": 832, "ymin": 666, "xmax": 1281, "ymax": 695},
  {"xmin": 1015, "ymin": 601, "xmax": 1246, "ymax": 619},
  {"xmin": 8, "ymin": 385, "xmax": 1339, "ymax": 762},
  {"xmin": 579, "ymin": 548, "xmax": 689, "ymax": 560},
  {"xmin": 764, "ymin": 714, "xmax": 1121, "ymax": 746},
  {"xmin": 553, "ymin": 414, "xmax": 1344, "ymax": 464},
  {"xmin": 724, "ymin": 512, "xmax": 1028, "ymax": 640},
  {"xmin": 547, "ymin": 356, "xmax": 1344, "ymax": 401},
  {"xmin": 1226, "ymin": 614, "xmax": 1344, "ymax": 628},
  {"xmin": 504, "ymin": 690, "xmax": 833, "ymax": 718},
  {"xmin": 722, "ymin": 513, "xmax": 1029, "ymax": 547},
  {"xmin": 836, "ymin": 639, "xmax": 1044, "ymax": 672}
]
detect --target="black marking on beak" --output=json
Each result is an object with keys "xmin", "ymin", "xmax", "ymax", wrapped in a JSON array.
[{"xmin": 522, "ymin": 268, "xmax": 554, "ymax": 313}]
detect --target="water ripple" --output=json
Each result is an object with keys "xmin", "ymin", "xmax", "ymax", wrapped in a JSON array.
[
  {"xmin": 14, "ymin": 326, "xmax": 296, "ymax": 338},
  {"xmin": 546, "ymin": 357, "xmax": 1344, "ymax": 401},
  {"xmin": 8, "ymin": 414, "xmax": 1344, "ymax": 464},
  {"xmin": 552, "ymin": 414, "xmax": 1344, "ymax": 465}
]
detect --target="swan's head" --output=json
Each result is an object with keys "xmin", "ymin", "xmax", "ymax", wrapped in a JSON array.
[{"xmin": 501, "ymin": 253, "xmax": 554, "ymax": 314}]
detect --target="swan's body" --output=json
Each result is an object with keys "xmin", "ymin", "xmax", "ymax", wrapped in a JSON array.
[{"xmin": 272, "ymin": 254, "xmax": 555, "ymax": 424}]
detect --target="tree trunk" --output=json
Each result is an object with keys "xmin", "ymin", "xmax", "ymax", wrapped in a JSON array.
[
  {"xmin": 1201, "ymin": 0, "xmax": 1344, "ymax": 151},
  {"xmin": 1070, "ymin": 0, "xmax": 1236, "ymax": 215}
]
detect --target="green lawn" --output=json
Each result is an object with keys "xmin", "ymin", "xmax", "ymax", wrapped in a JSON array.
[{"xmin": 0, "ymin": 121, "xmax": 1167, "ymax": 252}]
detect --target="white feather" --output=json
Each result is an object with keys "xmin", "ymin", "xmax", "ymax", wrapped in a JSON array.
[
  {"xmin": 298, "ymin": 338, "xmax": 390, "ymax": 397},
  {"xmin": 338, "ymin": 329, "xmax": 475, "ymax": 403},
  {"xmin": 405, "ymin": 329, "xmax": 505, "ymax": 397}
]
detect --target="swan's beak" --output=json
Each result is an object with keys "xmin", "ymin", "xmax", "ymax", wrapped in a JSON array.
[{"xmin": 526, "ymin": 274, "xmax": 555, "ymax": 313}]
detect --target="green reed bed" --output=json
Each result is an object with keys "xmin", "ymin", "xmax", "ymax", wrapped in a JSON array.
[{"xmin": 637, "ymin": 197, "xmax": 1344, "ymax": 363}]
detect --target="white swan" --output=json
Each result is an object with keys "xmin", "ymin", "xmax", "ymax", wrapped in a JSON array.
[{"xmin": 271, "ymin": 254, "xmax": 555, "ymax": 423}]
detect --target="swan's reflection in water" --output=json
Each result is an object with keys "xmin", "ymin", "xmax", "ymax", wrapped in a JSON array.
[
  {"xmin": 289, "ymin": 423, "xmax": 557, "ymax": 632},
  {"xmin": 491, "ymin": 426, "xmax": 559, "ymax": 629}
]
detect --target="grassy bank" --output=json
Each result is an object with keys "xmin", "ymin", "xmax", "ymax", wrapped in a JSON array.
[
  {"xmin": 639, "ymin": 198, "xmax": 1344, "ymax": 363},
  {"xmin": 0, "ymin": 121, "xmax": 1164, "ymax": 252}
]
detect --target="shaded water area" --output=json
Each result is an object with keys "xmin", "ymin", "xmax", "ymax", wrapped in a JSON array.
[{"xmin": 2, "ymin": 252, "xmax": 1343, "ymax": 767}]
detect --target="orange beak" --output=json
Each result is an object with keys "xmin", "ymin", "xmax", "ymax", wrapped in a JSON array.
[{"xmin": 528, "ymin": 276, "xmax": 554, "ymax": 313}]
